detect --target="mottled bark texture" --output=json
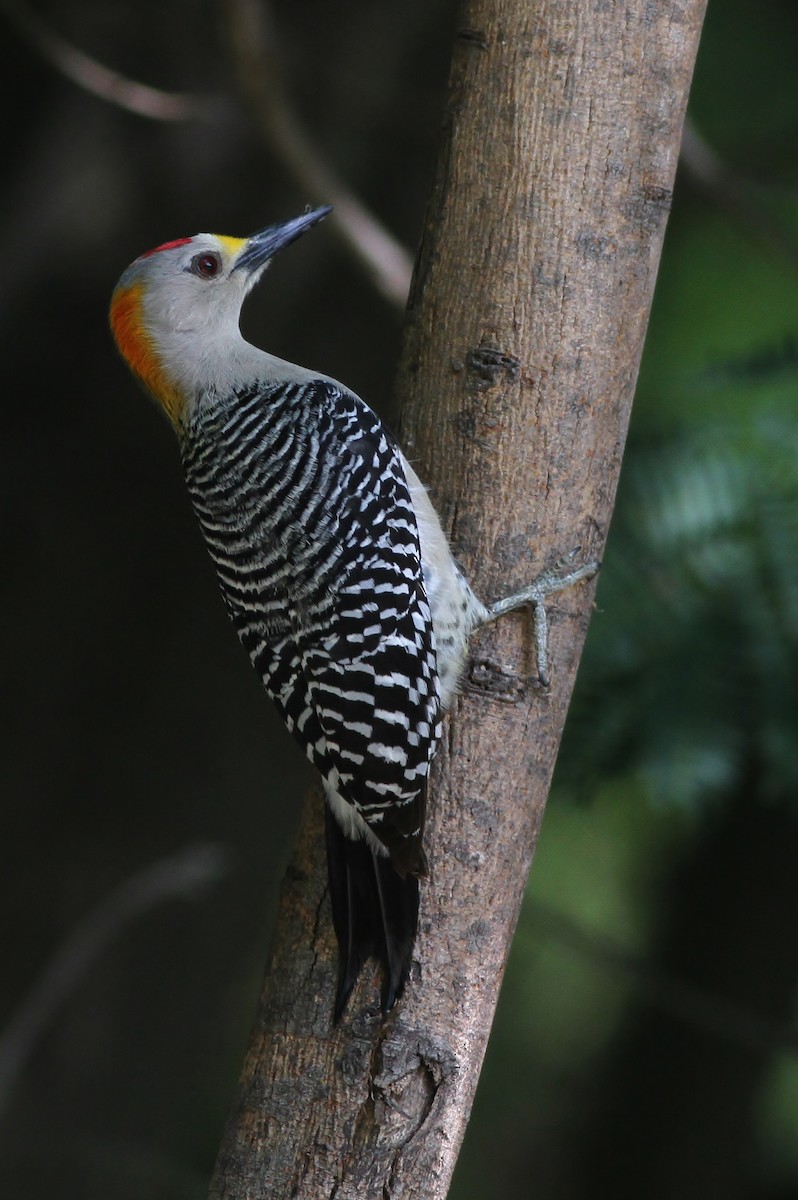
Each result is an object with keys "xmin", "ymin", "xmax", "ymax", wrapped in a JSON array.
[{"xmin": 209, "ymin": 1, "xmax": 707, "ymax": 1196}]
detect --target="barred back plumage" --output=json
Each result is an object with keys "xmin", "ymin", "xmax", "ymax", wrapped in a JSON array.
[{"xmin": 181, "ymin": 378, "xmax": 442, "ymax": 870}]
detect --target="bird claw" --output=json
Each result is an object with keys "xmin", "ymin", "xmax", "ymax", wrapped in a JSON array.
[{"xmin": 482, "ymin": 551, "xmax": 600, "ymax": 686}]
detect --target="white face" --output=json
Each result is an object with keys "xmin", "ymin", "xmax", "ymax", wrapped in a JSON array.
[
  {"xmin": 111, "ymin": 233, "xmax": 271, "ymax": 415},
  {"xmin": 114, "ymin": 207, "xmax": 332, "ymax": 356},
  {"xmin": 111, "ymin": 208, "xmax": 332, "ymax": 422},
  {"xmin": 127, "ymin": 233, "xmax": 255, "ymax": 339}
]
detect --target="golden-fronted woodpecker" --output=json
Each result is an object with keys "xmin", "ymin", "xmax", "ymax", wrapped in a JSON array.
[{"xmin": 109, "ymin": 206, "xmax": 596, "ymax": 1019}]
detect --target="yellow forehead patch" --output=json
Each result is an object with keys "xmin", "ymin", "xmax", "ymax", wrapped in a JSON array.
[
  {"xmin": 213, "ymin": 235, "xmax": 247, "ymax": 261},
  {"xmin": 109, "ymin": 281, "xmax": 184, "ymax": 426}
]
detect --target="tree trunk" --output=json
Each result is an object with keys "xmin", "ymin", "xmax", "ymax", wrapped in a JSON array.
[{"xmin": 208, "ymin": 0, "xmax": 707, "ymax": 1196}]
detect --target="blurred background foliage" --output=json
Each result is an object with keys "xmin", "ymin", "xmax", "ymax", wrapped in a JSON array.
[{"xmin": 0, "ymin": 0, "xmax": 796, "ymax": 1197}]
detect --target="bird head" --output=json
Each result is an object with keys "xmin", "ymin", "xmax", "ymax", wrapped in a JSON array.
[{"xmin": 110, "ymin": 206, "xmax": 332, "ymax": 427}]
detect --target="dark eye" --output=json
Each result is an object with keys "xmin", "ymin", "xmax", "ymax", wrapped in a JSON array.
[{"xmin": 190, "ymin": 252, "xmax": 222, "ymax": 279}]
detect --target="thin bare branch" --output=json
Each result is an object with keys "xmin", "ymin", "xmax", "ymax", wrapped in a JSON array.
[
  {"xmin": 1, "ymin": 0, "xmax": 210, "ymax": 121},
  {"xmin": 680, "ymin": 118, "xmax": 798, "ymax": 276},
  {"xmin": 0, "ymin": 842, "xmax": 232, "ymax": 1125},
  {"xmin": 220, "ymin": 0, "xmax": 413, "ymax": 307},
  {"xmin": 530, "ymin": 901, "xmax": 798, "ymax": 1058},
  {"xmin": 1, "ymin": 0, "xmax": 412, "ymax": 302}
]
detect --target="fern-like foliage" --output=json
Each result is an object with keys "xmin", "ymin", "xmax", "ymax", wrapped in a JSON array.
[{"xmin": 559, "ymin": 404, "xmax": 798, "ymax": 811}]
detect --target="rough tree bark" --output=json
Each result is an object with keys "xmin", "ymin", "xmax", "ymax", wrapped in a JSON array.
[{"xmin": 208, "ymin": 0, "xmax": 707, "ymax": 1196}]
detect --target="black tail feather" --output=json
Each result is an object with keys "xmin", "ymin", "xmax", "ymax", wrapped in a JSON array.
[{"xmin": 324, "ymin": 806, "xmax": 419, "ymax": 1021}]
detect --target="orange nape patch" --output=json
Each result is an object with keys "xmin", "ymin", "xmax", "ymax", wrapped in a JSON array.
[{"xmin": 109, "ymin": 282, "xmax": 184, "ymax": 425}]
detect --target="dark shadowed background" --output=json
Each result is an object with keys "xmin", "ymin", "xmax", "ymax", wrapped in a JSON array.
[{"xmin": 2, "ymin": 1, "xmax": 798, "ymax": 1197}]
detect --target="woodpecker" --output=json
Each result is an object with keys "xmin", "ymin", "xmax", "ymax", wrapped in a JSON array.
[{"xmin": 110, "ymin": 206, "xmax": 596, "ymax": 1018}]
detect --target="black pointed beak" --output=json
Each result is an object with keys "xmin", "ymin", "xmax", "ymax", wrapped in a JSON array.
[{"xmin": 233, "ymin": 205, "xmax": 332, "ymax": 275}]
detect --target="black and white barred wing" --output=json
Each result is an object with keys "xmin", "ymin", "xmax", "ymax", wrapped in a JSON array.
[
  {"xmin": 301, "ymin": 585, "xmax": 439, "ymax": 873},
  {"xmin": 293, "ymin": 384, "xmax": 441, "ymax": 872},
  {"xmin": 238, "ymin": 595, "xmax": 439, "ymax": 876},
  {"xmin": 184, "ymin": 375, "xmax": 442, "ymax": 874}
]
